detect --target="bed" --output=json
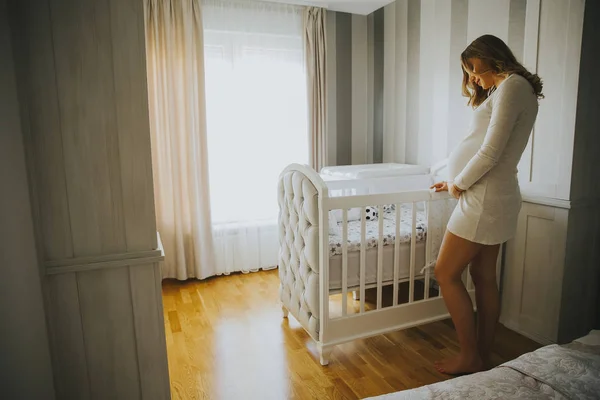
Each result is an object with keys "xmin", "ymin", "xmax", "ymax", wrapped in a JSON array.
[
  {"xmin": 278, "ymin": 163, "xmax": 465, "ymax": 365},
  {"xmin": 363, "ymin": 330, "xmax": 600, "ymax": 399}
]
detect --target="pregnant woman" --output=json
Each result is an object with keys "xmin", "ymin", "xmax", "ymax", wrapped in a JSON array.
[{"xmin": 431, "ymin": 34, "xmax": 543, "ymax": 375}]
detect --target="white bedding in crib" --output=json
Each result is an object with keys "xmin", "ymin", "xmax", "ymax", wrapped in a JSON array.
[
  {"xmin": 326, "ymin": 200, "xmax": 457, "ymax": 291},
  {"xmin": 327, "ymin": 206, "xmax": 429, "ymax": 291},
  {"xmin": 328, "ymin": 206, "xmax": 427, "ymax": 256},
  {"xmin": 328, "ymin": 241, "xmax": 427, "ymax": 291}
]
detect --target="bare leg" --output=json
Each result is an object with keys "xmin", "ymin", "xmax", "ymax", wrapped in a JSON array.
[
  {"xmin": 470, "ymin": 244, "xmax": 501, "ymax": 369},
  {"xmin": 434, "ymin": 231, "xmax": 484, "ymax": 375}
]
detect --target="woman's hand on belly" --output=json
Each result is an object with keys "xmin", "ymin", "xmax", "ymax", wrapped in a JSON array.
[{"xmin": 449, "ymin": 183, "xmax": 464, "ymax": 199}]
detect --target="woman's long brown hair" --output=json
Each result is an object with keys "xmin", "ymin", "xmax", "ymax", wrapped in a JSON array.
[{"xmin": 461, "ymin": 34, "xmax": 544, "ymax": 108}]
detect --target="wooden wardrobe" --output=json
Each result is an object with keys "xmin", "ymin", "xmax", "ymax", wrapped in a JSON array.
[{"xmin": 9, "ymin": 0, "xmax": 170, "ymax": 398}]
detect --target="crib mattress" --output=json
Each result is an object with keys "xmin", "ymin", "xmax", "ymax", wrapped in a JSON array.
[
  {"xmin": 328, "ymin": 241, "xmax": 427, "ymax": 291},
  {"xmin": 327, "ymin": 207, "xmax": 429, "ymax": 291},
  {"xmin": 328, "ymin": 207, "xmax": 427, "ymax": 256}
]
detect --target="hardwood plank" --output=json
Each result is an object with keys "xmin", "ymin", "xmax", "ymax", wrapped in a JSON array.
[
  {"xmin": 331, "ymin": 378, "xmax": 359, "ymax": 400},
  {"xmin": 163, "ymin": 269, "xmax": 542, "ymax": 399},
  {"xmin": 169, "ymin": 310, "xmax": 182, "ymax": 333}
]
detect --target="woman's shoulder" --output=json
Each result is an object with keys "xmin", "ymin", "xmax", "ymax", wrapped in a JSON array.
[
  {"xmin": 498, "ymin": 74, "xmax": 534, "ymax": 94},
  {"xmin": 495, "ymin": 74, "xmax": 537, "ymax": 105}
]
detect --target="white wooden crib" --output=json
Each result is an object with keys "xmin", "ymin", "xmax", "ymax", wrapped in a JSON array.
[{"xmin": 277, "ymin": 163, "xmax": 477, "ymax": 365}]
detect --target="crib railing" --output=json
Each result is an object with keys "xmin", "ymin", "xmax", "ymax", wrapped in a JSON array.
[
  {"xmin": 323, "ymin": 190, "xmax": 449, "ymax": 310},
  {"xmin": 277, "ymin": 163, "xmax": 474, "ymax": 365},
  {"xmin": 319, "ymin": 188, "xmax": 467, "ymax": 351}
]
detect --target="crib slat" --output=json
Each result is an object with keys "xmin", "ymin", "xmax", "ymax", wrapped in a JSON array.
[
  {"xmin": 360, "ymin": 207, "xmax": 366, "ymax": 314},
  {"xmin": 342, "ymin": 209, "xmax": 348, "ymax": 316},
  {"xmin": 409, "ymin": 202, "xmax": 416, "ymax": 303},
  {"xmin": 424, "ymin": 200, "xmax": 431, "ymax": 300},
  {"xmin": 377, "ymin": 205, "xmax": 384, "ymax": 310},
  {"xmin": 393, "ymin": 204, "xmax": 400, "ymax": 306}
]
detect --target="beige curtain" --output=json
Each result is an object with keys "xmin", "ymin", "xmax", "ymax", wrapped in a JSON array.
[
  {"xmin": 304, "ymin": 7, "xmax": 327, "ymax": 172},
  {"xmin": 144, "ymin": 0, "xmax": 216, "ymax": 280}
]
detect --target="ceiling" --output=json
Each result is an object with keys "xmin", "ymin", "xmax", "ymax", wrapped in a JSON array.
[{"xmin": 262, "ymin": 0, "xmax": 395, "ymax": 15}]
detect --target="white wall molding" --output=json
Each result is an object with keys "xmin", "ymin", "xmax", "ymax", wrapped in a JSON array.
[
  {"xmin": 522, "ymin": 194, "xmax": 571, "ymax": 209},
  {"xmin": 501, "ymin": 203, "xmax": 569, "ymax": 344},
  {"xmin": 521, "ymin": 194, "xmax": 600, "ymax": 210}
]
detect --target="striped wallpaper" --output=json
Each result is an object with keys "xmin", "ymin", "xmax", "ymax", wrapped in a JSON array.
[{"xmin": 326, "ymin": 0, "xmax": 529, "ymax": 168}]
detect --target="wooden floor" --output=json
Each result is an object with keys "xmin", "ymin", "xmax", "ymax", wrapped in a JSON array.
[{"xmin": 162, "ymin": 269, "xmax": 541, "ymax": 400}]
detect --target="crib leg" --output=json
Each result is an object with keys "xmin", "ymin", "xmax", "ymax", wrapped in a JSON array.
[
  {"xmin": 281, "ymin": 305, "xmax": 289, "ymax": 319},
  {"xmin": 352, "ymin": 290, "xmax": 360, "ymax": 301},
  {"xmin": 317, "ymin": 343, "xmax": 333, "ymax": 366}
]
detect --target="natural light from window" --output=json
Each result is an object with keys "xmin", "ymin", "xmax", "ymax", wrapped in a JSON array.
[{"xmin": 204, "ymin": 27, "xmax": 308, "ymax": 226}]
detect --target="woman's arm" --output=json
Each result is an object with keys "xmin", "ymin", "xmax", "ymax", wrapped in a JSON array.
[{"xmin": 453, "ymin": 78, "xmax": 528, "ymax": 191}]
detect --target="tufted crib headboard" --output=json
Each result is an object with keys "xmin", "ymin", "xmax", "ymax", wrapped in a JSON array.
[{"xmin": 277, "ymin": 164, "xmax": 328, "ymax": 340}]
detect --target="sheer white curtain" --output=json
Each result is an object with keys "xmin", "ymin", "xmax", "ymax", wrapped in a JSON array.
[{"xmin": 202, "ymin": 0, "xmax": 309, "ymax": 274}]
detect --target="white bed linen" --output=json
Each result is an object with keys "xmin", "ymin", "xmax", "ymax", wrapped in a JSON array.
[
  {"xmin": 328, "ymin": 207, "xmax": 427, "ymax": 256},
  {"xmin": 363, "ymin": 330, "xmax": 600, "ymax": 400},
  {"xmin": 327, "ymin": 206, "xmax": 428, "ymax": 291},
  {"xmin": 326, "ymin": 200, "xmax": 457, "ymax": 291}
]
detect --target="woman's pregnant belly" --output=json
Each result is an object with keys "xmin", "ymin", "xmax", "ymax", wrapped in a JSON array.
[{"xmin": 447, "ymin": 134, "xmax": 484, "ymax": 182}]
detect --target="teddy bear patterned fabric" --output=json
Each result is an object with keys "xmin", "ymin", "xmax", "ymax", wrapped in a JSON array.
[{"xmin": 328, "ymin": 205, "xmax": 427, "ymax": 256}]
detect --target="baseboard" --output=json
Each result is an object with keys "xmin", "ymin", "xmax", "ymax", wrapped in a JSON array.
[{"xmin": 500, "ymin": 321, "xmax": 554, "ymax": 346}]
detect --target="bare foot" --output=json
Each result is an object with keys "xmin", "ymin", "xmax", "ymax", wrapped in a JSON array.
[{"xmin": 434, "ymin": 354, "xmax": 484, "ymax": 375}]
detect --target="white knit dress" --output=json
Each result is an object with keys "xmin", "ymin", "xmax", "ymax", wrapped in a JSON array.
[{"xmin": 446, "ymin": 74, "xmax": 539, "ymax": 245}]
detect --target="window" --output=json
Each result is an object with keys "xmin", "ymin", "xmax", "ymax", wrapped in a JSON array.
[{"xmin": 203, "ymin": 0, "xmax": 308, "ymax": 226}]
